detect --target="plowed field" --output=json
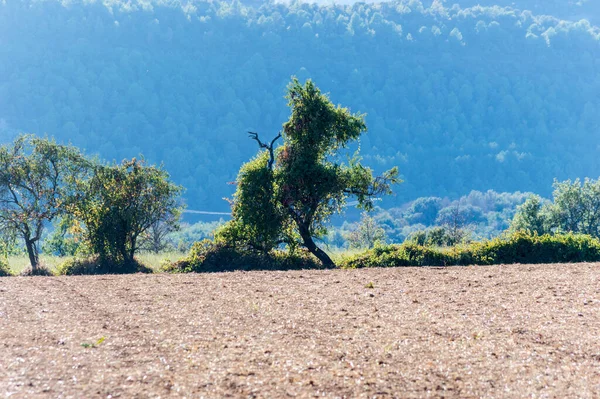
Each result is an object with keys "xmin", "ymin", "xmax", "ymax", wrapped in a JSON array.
[{"xmin": 1, "ymin": 263, "xmax": 599, "ymax": 398}]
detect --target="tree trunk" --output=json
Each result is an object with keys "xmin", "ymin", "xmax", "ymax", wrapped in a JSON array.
[
  {"xmin": 298, "ymin": 225, "xmax": 335, "ymax": 268},
  {"xmin": 128, "ymin": 238, "xmax": 136, "ymax": 263},
  {"xmin": 25, "ymin": 238, "xmax": 39, "ymax": 271}
]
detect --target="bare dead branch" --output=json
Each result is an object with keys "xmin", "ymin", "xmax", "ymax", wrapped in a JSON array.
[{"xmin": 248, "ymin": 131, "xmax": 281, "ymax": 170}]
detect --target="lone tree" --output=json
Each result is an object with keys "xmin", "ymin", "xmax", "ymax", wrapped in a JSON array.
[
  {"xmin": 71, "ymin": 158, "xmax": 182, "ymax": 271},
  {"xmin": 0, "ymin": 135, "xmax": 89, "ymax": 271},
  {"xmin": 220, "ymin": 78, "xmax": 400, "ymax": 266}
]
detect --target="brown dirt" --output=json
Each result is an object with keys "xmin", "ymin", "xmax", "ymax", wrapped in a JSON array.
[{"xmin": 1, "ymin": 263, "xmax": 599, "ymax": 398}]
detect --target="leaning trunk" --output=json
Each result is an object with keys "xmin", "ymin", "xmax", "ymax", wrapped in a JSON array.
[
  {"xmin": 298, "ymin": 225, "xmax": 335, "ymax": 268},
  {"xmin": 24, "ymin": 239, "xmax": 39, "ymax": 271}
]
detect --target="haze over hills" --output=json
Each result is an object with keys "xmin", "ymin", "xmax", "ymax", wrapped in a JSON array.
[
  {"xmin": 0, "ymin": 0, "xmax": 599, "ymax": 212},
  {"xmin": 268, "ymin": 1, "xmax": 600, "ymax": 24}
]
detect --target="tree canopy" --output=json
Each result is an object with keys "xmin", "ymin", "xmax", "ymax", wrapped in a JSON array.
[
  {"xmin": 0, "ymin": 135, "xmax": 89, "ymax": 271},
  {"xmin": 70, "ymin": 158, "xmax": 183, "ymax": 271},
  {"xmin": 510, "ymin": 178, "xmax": 600, "ymax": 238}
]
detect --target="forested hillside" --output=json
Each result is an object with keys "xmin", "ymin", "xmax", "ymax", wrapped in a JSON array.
[{"xmin": 1, "ymin": 0, "xmax": 599, "ymax": 211}]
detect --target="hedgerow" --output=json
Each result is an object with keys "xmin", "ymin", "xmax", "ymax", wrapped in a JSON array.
[
  {"xmin": 466, "ymin": 231, "xmax": 600, "ymax": 265},
  {"xmin": 341, "ymin": 231, "xmax": 600, "ymax": 268}
]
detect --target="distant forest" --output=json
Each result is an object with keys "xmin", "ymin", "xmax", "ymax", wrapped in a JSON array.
[{"xmin": 1, "ymin": 0, "xmax": 599, "ymax": 212}]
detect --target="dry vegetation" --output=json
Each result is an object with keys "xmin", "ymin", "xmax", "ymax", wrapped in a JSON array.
[
  {"xmin": 1, "ymin": 263, "xmax": 599, "ymax": 398},
  {"xmin": 6, "ymin": 252, "xmax": 180, "ymax": 275}
]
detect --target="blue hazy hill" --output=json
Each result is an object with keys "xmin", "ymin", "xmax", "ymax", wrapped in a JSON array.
[{"xmin": 0, "ymin": 0, "xmax": 599, "ymax": 211}]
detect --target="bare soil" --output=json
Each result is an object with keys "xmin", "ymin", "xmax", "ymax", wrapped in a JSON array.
[{"xmin": 1, "ymin": 263, "xmax": 599, "ymax": 398}]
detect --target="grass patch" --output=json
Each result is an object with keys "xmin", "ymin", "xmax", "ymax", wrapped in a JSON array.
[
  {"xmin": 7, "ymin": 252, "xmax": 181, "ymax": 276},
  {"xmin": 7, "ymin": 255, "xmax": 63, "ymax": 275},
  {"xmin": 135, "ymin": 251, "xmax": 183, "ymax": 270}
]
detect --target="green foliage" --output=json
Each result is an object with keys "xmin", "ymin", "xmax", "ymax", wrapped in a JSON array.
[
  {"xmin": 71, "ymin": 158, "xmax": 182, "ymax": 272},
  {"xmin": 341, "ymin": 231, "xmax": 600, "ymax": 268},
  {"xmin": 510, "ymin": 179, "xmax": 600, "ymax": 239},
  {"xmin": 0, "ymin": 256, "xmax": 12, "ymax": 277},
  {"xmin": 426, "ymin": 226, "xmax": 451, "ymax": 247},
  {"xmin": 547, "ymin": 178, "xmax": 600, "ymax": 237},
  {"xmin": 42, "ymin": 217, "xmax": 81, "ymax": 256},
  {"xmin": 361, "ymin": 191, "xmax": 531, "ymax": 245},
  {"xmin": 164, "ymin": 239, "xmax": 323, "ymax": 273},
  {"xmin": 465, "ymin": 231, "xmax": 600, "ymax": 265},
  {"xmin": 509, "ymin": 195, "xmax": 550, "ymax": 235},
  {"xmin": 0, "ymin": 135, "xmax": 89, "ymax": 270},
  {"xmin": 434, "ymin": 201, "xmax": 474, "ymax": 245},
  {"xmin": 342, "ymin": 242, "xmax": 452, "ymax": 268},
  {"xmin": 169, "ymin": 220, "xmax": 225, "ymax": 253},
  {"xmin": 217, "ymin": 151, "xmax": 286, "ymax": 252},
  {"xmin": 406, "ymin": 230, "xmax": 428, "ymax": 246},
  {"xmin": 0, "ymin": 232, "xmax": 20, "ymax": 257},
  {"xmin": 57, "ymin": 256, "xmax": 152, "ymax": 275},
  {"xmin": 407, "ymin": 226, "xmax": 456, "ymax": 247},
  {"xmin": 138, "ymin": 219, "xmax": 179, "ymax": 254}
]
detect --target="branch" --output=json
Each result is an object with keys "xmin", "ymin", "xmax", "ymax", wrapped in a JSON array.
[
  {"xmin": 248, "ymin": 131, "xmax": 281, "ymax": 171},
  {"xmin": 248, "ymin": 132, "xmax": 267, "ymax": 149}
]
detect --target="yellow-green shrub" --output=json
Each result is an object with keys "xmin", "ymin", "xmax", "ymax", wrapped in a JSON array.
[
  {"xmin": 0, "ymin": 257, "xmax": 12, "ymax": 277},
  {"xmin": 467, "ymin": 231, "xmax": 600, "ymax": 265},
  {"xmin": 341, "ymin": 231, "xmax": 600, "ymax": 268},
  {"xmin": 342, "ymin": 243, "xmax": 454, "ymax": 268}
]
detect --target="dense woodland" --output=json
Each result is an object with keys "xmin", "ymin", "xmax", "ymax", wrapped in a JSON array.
[{"xmin": 1, "ymin": 0, "xmax": 599, "ymax": 213}]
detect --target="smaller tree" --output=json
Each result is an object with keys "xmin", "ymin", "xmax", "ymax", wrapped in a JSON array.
[
  {"xmin": 347, "ymin": 212, "xmax": 387, "ymax": 249},
  {"xmin": 548, "ymin": 178, "xmax": 600, "ymax": 237},
  {"xmin": 436, "ymin": 200, "xmax": 471, "ymax": 245},
  {"xmin": 139, "ymin": 218, "xmax": 178, "ymax": 254},
  {"xmin": 0, "ymin": 135, "xmax": 89, "ymax": 271},
  {"xmin": 509, "ymin": 195, "xmax": 550, "ymax": 235},
  {"xmin": 426, "ymin": 226, "xmax": 450, "ymax": 247},
  {"xmin": 72, "ymin": 158, "xmax": 182, "ymax": 270}
]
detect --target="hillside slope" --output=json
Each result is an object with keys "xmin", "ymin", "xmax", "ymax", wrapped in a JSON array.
[{"xmin": 0, "ymin": 0, "xmax": 599, "ymax": 209}]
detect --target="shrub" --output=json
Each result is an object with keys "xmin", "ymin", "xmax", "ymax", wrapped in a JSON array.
[
  {"xmin": 20, "ymin": 264, "xmax": 54, "ymax": 276},
  {"xmin": 164, "ymin": 239, "xmax": 324, "ymax": 273},
  {"xmin": 467, "ymin": 231, "xmax": 600, "ymax": 265},
  {"xmin": 341, "ymin": 231, "xmax": 600, "ymax": 268},
  {"xmin": 0, "ymin": 257, "xmax": 12, "ymax": 277},
  {"xmin": 57, "ymin": 256, "xmax": 153, "ymax": 275},
  {"xmin": 341, "ymin": 243, "xmax": 453, "ymax": 268}
]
